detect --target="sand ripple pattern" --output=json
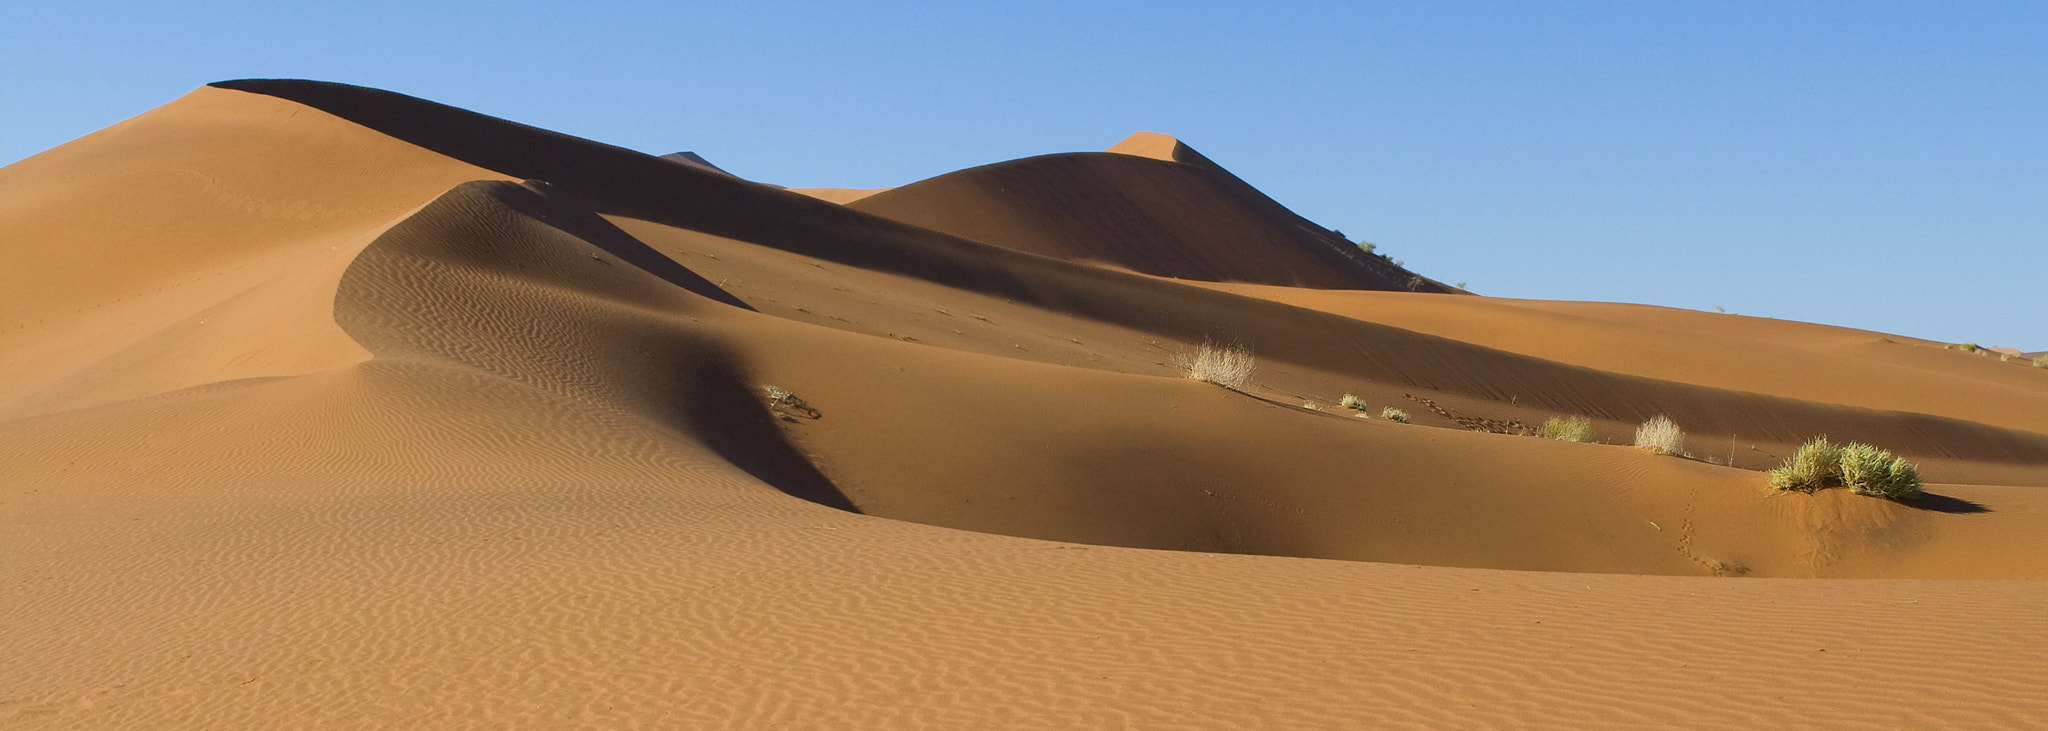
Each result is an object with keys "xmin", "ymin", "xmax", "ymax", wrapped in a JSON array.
[
  {"xmin": 6, "ymin": 171, "xmax": 2047, "ymax": 726},
  {"xmin": 6, "ymin": 385, "xmax": 2046, "ymax": 730}
]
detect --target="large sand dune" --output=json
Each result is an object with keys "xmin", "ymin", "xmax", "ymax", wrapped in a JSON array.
[{"xmin": 5, "ymin": 80, "xmax": 2047, "ymax": 728}]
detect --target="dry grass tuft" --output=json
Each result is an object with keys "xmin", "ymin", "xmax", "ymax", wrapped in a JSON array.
[
  {"xmin": 1174, "ymin": 339, "xmax": 1256, "ymax": 390},
  {"xmin": 1633, "ymin": 415, "xmax": 1685, "ymax": 456},
  {"xmin": 1540, "ymin": 416, "xmax": 1596, "ymax": 443},
  {"xmin": 1380, "ymin": 407, "xmax": 1410, "ymax": 423}
]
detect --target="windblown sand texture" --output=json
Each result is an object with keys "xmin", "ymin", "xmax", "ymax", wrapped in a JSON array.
[{"xmin": 5, "ymin": 80, "xmax": 2047, "ymax": 728}]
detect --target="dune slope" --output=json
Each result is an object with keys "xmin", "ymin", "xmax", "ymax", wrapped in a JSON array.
[
  {"xmin": 0, "ymin": 86, "xmax": 503, "ymax": 419},
  {"xmin": 5, "ymin": 81, "xmax": 2048, "ymax": 728},
  {"xmin": 847, "ymin": 133, "xmax": 1438, "ymax": 290}
]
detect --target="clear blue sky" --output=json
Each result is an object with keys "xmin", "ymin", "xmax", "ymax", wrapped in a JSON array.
[{"xmin": 6, "ymin": 2, "xmax": 2043, "ymax": 349}]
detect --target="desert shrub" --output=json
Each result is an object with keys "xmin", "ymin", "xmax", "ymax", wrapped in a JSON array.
[
  {"xmin": 1767, "ymin": 437, "xmax": 1922, "ymax": 500},
  {"xmin": 2036, "ymin": 355, "xmax": 2048, "ymax": 369},
  {"xmin": 762, "ymin": 385, "xmax": 819, "ymax": 419},
  {"xmin": 1838, "ymin": 443, "xmax": 1923, "ymax": 500},
  {"xmin": 1835, "ymin": 442, "xmax": 1885, "ymax": 490},
  {"xmin": 1540, "ymin": 416, "xmax": 1596, "ymax": 443},
  {"xmin": 1958, "ymin": 342, "xmax": 1981, "ymax": 353},
  {"xmin": 1340, "ymin": 393, "xmax": 1367, "ymax": 411},
  {"xmin": 1174, "ymin": 340, "xmax": 1256, "ymax": 390},
  {"xmin": 1380, "ymin": 407, "xmax": 1410, "ymax": 423},
  {"xmin": 1633, "ymin": 415, "xmax": 1685, "ymax": 456},
  {"xmin": 2000, "ymin": 352, "xmax": 2017, "ymax": 363},
  {"xmin": 1768, "ymin": 436, "xmax": 1841, "ymax": 492}
]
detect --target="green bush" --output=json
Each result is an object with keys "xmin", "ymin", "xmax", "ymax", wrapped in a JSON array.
[
  {"xmin": 1380, "ymin": 407, "xmax": 1410, "ymax": 423},
  {"xmin": 1540, "ymin": 416, "xmax": 1595, "ymax": 443},
  {"xmin": 1768, "ymin": 437, "xmax": 1841, "ymax": 492},
  {"xmin": 1340, "ymin": 393, "xmax": 1367, "ymax": 411},
  {"xmin": 1838, "ymin": 443, "xmax": 1923, "ymax": 500},
  {"xmin": 1768, "ymin": 436, "xmax": 1922, "ymax": 500}
]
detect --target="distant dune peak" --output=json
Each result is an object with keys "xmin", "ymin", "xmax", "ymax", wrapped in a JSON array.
[
  {"xmin": 660, "ymin": 151, "xmax": 735, "ymax": 177},
  {"xmin": 1106, "ymin": 131, "xmax": 1223, "ymax": 170}
]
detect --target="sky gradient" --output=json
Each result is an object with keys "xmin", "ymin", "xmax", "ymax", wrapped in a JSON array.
[{"xmin": 6, "ymin": 2, "xmax": 2042, "ymax": 348}]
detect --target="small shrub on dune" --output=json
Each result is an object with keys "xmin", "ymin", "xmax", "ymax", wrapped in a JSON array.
[
  {"xmin": 1633, "ymin": 415, "xmax": 1685, "ymax": 456},
  {"xmin": 2036, "ymin": 355, "xmax": 2048, "ymax": 369},
  {"xmin": 1380, "ymin": 407, "xmax": 1410, "ymax": 423},
  {"xmin": 1340, "ymin": 393, "xmax": 1367, "ymax": 411},
  {"xmin": 1768, "ymin": 437, "xmax": 1922, "ymax": 501},
  {"xmin": 1540, "ymin": 416, "xmax": 1595, "ymax": 443},
  {"xmin": 1175, "ymin": 340, "xmax": 1256, "ymax": 390},
  {"xmin": 1768, "ymin": 436, "xmax": 1841, "ymax": 492},
  {"xmin": 1838, "ymin": 443, "xmax": 1923, "ymax": 500}
]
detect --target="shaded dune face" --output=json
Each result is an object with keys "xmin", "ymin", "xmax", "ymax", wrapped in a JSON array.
[
  {"xmin": 334, "ymin": 179, "xmax": 853, "ymax": 511},
  {"xmin": 845, "ymin": 150, "xmax": 1432, "ymax": 290},
  {"xmin": 11, "ymin": 79, "xmax": 2048, "ymax": 728},
  {"xmin": 15, "ymin": 79, "xmax": 2033, "ymax": 580},
  {"xmin": 326, "ymin": 179, "xmax": 2045, "ymax": 579},
  {"xmin": 210, "ymin": 81, "xmax": 2048, "ymax": 468}
]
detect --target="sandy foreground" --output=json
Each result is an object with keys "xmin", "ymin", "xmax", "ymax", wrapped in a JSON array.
[{"xmin": 4, "ymin": 81, "xmax": 2046, "ymax": 728}]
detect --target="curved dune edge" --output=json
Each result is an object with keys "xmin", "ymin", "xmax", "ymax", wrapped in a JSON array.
[
  {"xmin": 846, "ymin": 134, "xmax": 1443, "ymax": 291},
  {"xmin": 1107, "ymin": 129, "xmax": 1226, "ymax": 169},
  {"xmin": 1197, "ymin": 281, "xmax": 2048, "ymax": 438},
  {"xmin": 0, "ymin": 86, "xmax": 507, "ymax": 418},
  {"xmin": 790, "ymin": 186, "xmax": 892, "ymax": 203},
  {"xmin": 5, "ymin": 81, "xmax": 2048, "ymax": 727}
]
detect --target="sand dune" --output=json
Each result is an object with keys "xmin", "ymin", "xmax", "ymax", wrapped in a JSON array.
[
  {"xmin": 0, "ymin": 87, "xmax": 504, "ymax": 419},
  {"xmin": 659, "ymin": 151, "xmax": 739, "ymax": 178},
  {"xmin": 5, "ymin": 80, "xmax": 2047, "ymax": 728},
  {"xmin": 847, "ymin": 132, "xmax": 1442, "ymax": 291}
]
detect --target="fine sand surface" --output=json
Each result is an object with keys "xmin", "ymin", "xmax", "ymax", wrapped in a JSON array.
[{"xmin": 5, "ymin": 80, "xmax": 2048, "ymax": 728}]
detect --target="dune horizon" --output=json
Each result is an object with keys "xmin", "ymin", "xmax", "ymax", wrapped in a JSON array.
[{"xmin": 5, "ymin": 79, "xmax": 2046, "ymax": 728}]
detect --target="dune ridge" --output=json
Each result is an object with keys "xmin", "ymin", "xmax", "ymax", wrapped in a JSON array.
[
  {"xmin": 0, "ymin": 87, "xmax": 504, "ymax": 419},
  {"xmin": 847, "ymin": 133, "xmax": 1439, "ymax": 291},
  {"xmin": 5, "ymin": 80, "xmax": 2047, "ymax": 728},
  {"xmin": 197, "ymin": 82, "xmax": 2048, "ymax": 471}
]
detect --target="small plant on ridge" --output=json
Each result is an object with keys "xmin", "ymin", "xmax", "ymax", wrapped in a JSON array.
[
  {"xmin": 1768, "ymin": 436, "xmax": 1842, "ymax": 492},
  {"xmin": 1540, "ymin": 416, "xmax": 1596, "ymax": 443},
  {"xmin": 1380, "ymin": 407, "xmax": 1410, "ymax": 423},
  {"xmin": 1174, "ymin": 339, "xmax": 1256, "ymax": 391},
  {"xmin": 1634, "ymin": 415, "xmax": 1686, "ymax": 456},
  {"xmin": 1837, "ymin": 442, "xmax": 1923, "ymax": 500},
  {"xmin": 1768, "ymin": 436, "xmax": 1921, "ymax": 501}
]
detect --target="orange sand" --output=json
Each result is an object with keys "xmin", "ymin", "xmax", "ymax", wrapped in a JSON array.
[{"xmin": 4, "ymin": 80, "xmax": 2046, "ymax": 728}]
